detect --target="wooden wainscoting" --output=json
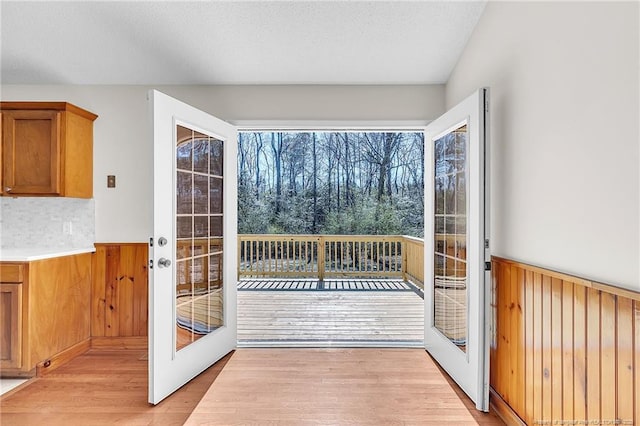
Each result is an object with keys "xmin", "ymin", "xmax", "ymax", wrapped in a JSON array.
[
  {"xmin": 491, "ymin": 256, "xmax": 639, "ymax": 426},
  {"xmin": 91, "ymin": 243, "xmax": 148, "ymax": 338}
]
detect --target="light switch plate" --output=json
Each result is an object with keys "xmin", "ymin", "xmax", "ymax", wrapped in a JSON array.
[{"xmin": 107, "ymin": 175, "xmax": 116, "ymax": 188}]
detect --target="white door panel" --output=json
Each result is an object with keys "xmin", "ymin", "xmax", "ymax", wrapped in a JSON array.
[
  {"xmin": 424, "ymin": 88, "xmax": 489, "ymax": 411},
  {"xmin": 149, "ymin": 90, "xmax": 237, "ymax": 404}
]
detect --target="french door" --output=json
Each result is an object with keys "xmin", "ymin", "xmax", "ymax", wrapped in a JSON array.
[
  {"xmin": 424, "ymin": 88, "xmax": 490, "ymax": 411},
  {"xmin": 148, "ymin": 90, "xmax": 238, "ymax": 404}
]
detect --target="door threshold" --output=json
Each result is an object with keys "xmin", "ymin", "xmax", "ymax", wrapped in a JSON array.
[{"xmin": 237, "ymin": 339, "xmax": 424, "ymax": 348}]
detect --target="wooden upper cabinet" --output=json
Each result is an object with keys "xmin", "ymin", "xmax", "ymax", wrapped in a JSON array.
[{"xmin": 1, "ymin": 102, "xmax": 98, "ymax": 198}]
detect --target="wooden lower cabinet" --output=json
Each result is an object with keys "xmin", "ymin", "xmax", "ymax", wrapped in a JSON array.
[
  {"xmin": 0, "ymin": 283, "xmax": 22, "ymax": 369},
  {"xmin": 0, "ymin": 253, "xmax": 91, "ymax": 376}
]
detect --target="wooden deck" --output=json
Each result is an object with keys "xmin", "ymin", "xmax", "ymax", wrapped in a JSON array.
[{"xmin": 238, "ymin": 279, "xmax": 425, "ymax": 346}]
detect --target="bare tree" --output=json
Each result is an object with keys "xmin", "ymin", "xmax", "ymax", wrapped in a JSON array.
[{"xmin": 270, "ymin": 132, "xmax": 285, "ymax": 214}]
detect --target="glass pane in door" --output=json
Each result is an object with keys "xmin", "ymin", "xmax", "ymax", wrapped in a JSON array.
[
  {"xmin": 176, "ymin": 125, "xmax": 224, "ymax": 351},
  {"xmin": 433, "ymin": 124, "xmax": 467, "ymax": 352}
]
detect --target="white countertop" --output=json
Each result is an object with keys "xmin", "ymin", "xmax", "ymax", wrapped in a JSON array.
[{"xmin": 0, "ymin": 246, "xmax": 96, "ymax": 262}]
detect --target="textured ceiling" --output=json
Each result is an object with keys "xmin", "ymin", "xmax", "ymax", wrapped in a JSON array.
[{"xmin": 0, "ymin": 1, "xmax": 486, "ymax": 85}]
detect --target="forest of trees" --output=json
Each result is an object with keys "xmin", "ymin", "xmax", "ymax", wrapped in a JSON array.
[{"xmin": 237, "ymin": 131, "xmax": 425, "ymax": 237}]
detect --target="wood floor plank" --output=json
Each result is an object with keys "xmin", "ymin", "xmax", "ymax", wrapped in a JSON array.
[
  {"xmin": 2, "ymin": 349, "xmax": 503, "ymax": 425},
  {"xmin": 185, "ymin": 348, "xmax": 504, "ymax": 425},
  {"xmin": 0, "ymin": 349, "xmax": 231, "ymax": 425}
]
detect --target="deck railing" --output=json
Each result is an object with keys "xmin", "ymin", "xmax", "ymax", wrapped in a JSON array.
[
  {"xmin": 403, "ymin": 235, "xmax": 425, "ymax": 288},
  {"xmin": 237, "ymin": 234, "xmax": 425, "ymax": 288}
]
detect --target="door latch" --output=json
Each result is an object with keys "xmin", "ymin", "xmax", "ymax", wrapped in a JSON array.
[{"xmin": 157, "ymin": 258, "xmax": 172, "ymax": 268}]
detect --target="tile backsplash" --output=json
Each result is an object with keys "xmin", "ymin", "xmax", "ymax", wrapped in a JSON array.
[{"xmin": 0, "ymin": 197, "xmax": 95, "ymax": 249}]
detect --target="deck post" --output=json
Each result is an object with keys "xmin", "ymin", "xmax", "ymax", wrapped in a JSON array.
[
  {"xmin": 237, "ymin": 237, "xmax": 242, "ymax": 280},
  {"xmin": 402, "ymin": 237, "xmax": 408, "ymax": 282},
  {"xmin": 317, "ymin": 236, "xmax": 325, "ymax": 281}
]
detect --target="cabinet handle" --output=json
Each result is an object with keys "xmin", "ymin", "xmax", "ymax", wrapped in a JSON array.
[{"xmin": 4, "ymin": 187, "xmax": 12, "ymax": 192}]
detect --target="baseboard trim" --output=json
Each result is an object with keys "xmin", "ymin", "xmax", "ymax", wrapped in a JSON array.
[
  {"xmin": 91, "ymin": 336, "xmax": 148, "ymax": 350},
  {"xmin": 0, "ymin": 368, "xmax": 35, "ymax": 379},
  {"xmin": 489, "ymin": 387, "xmax": 526, "ymax": 426},
  {"xmin": 36, "ymin": 338, "xmax": 91, "ymax": 377}
]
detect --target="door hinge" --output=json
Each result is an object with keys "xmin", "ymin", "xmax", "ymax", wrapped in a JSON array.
[
  {"xmin": 484, "ymin": 239, "xmax": 489, "ymax": 249},
  {"xmin": 485, "ymin": 261, "xmax": 491, "ymax": 271},
  {"xmin": 149, "ymin": 237, "xmax": 154, "ymax": 247},
  {"xmin": 149, "ymin": 259, "xmax": 154, "ymax": 269}
]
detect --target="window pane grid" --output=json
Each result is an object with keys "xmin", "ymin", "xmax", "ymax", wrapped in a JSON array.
[
  {"xmin": 433, "ymin": 124, "xmax": 468, "ymax": 353},
  {"xmin": 175, "ymin": 125, "xmax": 225, "ymax": 351}
]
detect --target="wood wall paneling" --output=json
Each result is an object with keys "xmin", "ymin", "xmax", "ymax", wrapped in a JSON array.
[
  {"xmin": 491, "ymin": 257, "xmax": 639, "ymax": 426},
  {"xmin": 524, "ymin": 270, "xmax": 534, "ymax": 424},
  {"xmin": 550, "ymin": 277, "xmax": 563, "ymax": 421},
  {"xmin": 560, "ymin": 280, "xmax": 574, "ymax": 422},
  {"xmin": 532, "ymin": 271, "xmax": 542, "ymax": 424},
  {"xmin": 490, "ymin": 265, "xmax": 498, "ymax": 404},
  {"xmin": 91, "ymin": 243, "xmax": 148, "ymax": 338},
  {"xmin": 515, "ymin": 267, "xmax": 525, "ymax": 419},
  {"xmin": 572, "ymin": 285, "xmax": 587, "ymax": 421},
  {"xmin": 90, "ymin": 246, "xmax": 106, "ymax": 337},
  {"xmin": 635, "ymin": 302, "xmax": 640, "ymax": 426},
  {"xmin": 600, "ymin": 293, "xmax": 616, "ymax": 422},
  {"xmin": 617, "ymin": 297, "xmax": 634, "ymax": 424},
  {"xmin": 586, "ymin": 288, "xmax": 601, "ymax": 422},
  {"xmin": 541, "ymin": 274, "xmax": 552, "ymax": 421}
]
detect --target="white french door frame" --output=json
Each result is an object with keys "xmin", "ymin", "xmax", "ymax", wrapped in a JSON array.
[
  {"xmin": 149, "ymin": 90, "xmax": 238, "ymax": 405},
  {"xmin": 147, "ymin": 100, "xmax": 489, "ymax": 405},
  {"xmin": 423, "ymin": 88, "xmax": 490, "ymax": 411}
]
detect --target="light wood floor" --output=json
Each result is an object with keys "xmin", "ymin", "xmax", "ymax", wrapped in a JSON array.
[
  {"xmin": 0, "ymin": 349, "xmax": 231, "ymax": 426},
  {"xmin": 238, "ymin": 289, "xmax": 425, "ymax": 345},
  {"xmin": 1, "ymin": 348, "xmax": 503, "ymax": 425},
  {"xmin": 186, "ymin": 348, "xmax": 504, "ymax": 425}
]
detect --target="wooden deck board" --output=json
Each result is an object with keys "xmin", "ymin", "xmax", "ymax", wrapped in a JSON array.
[
  {"xmin": 238, "ymin": 285, "xmax": 425, "ymax": 345},
  {"xmin": 238, "ymin": 278, "xmax": 418, "ymax": 292}
]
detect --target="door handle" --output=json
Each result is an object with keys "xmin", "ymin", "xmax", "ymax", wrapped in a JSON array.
[{"xmin": 157, "ymin": 258, "xmax": 172, "ymax": 268}]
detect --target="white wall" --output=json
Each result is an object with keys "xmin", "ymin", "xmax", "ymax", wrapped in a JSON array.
[
  {"xmin": 446, "ymin": 2, "xmax": 640, "ymax": 290},
  {"xmin": 0, "ymin": 84, "xmax": 444, "ymax": 243}
]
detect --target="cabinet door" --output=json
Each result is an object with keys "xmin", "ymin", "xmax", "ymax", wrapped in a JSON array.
[
  {"xmin": 2, "ymin": 110, "xmax": 61, "ymax": 195},
  {"xmin": 0, "ymin": 284, "xmax": 23, "ymax": 369}
]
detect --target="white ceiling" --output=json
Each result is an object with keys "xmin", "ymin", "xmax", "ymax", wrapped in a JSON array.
[{"xmin": 0, "ymin": 1, "xmax": 486, "ymax": 85}]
